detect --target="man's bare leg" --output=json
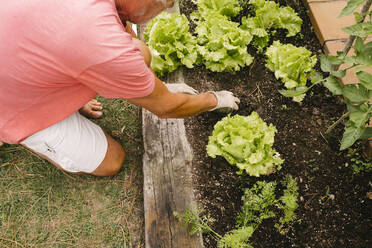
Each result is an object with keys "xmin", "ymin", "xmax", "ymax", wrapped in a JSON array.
[
  {"xmin": 91, "ymin": 132, "xmax": 125, "ymax": 176},
  {"xmin": 79, "ymin": 99, "xmax": 103, "ymax": 119}
]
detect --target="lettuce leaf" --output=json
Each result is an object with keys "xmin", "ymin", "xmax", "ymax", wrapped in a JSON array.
[
  {"xmin": 207, "ymin": 113, "xmax": 283, "ymax": 177},
  {"xmin": 144, "ymin": 12, "xmax": 200, "ymax": 76},
  {"xmin": 277, "ymin": 6, "xmax": 302, "ymax": 37},
  {"xmin": 265, "ymin": 41, "xmax": 317, "ymax": 102},
  {"xmin": 196, "ymin": 0, "xmax": 242, "ymax": 18}
]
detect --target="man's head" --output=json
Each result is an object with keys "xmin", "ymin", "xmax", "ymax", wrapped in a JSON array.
[{"xmin": 115, "ymin": 0, "xmax": 174, "ymax": 24}]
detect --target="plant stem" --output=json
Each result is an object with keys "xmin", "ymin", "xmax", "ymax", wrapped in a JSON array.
[
  {"xmin": 208, "ymin": 227, "xmax": 223, "ymax": 240},
  {"xmin": 343, "ymin": 64, "xmax": 358, "ymax": 71},
  {"xmin": 197, "ymin": 218, "xmax": 223, "ymax": 240},
  {"xmin": 313, "ymin": 78, "xmax": 326, "ymax": 86},
  {"xmin": 334, "ymin": 0, "xmax": 372, "ymax": 71},
  {"xmin": 326, "ymin": 112, "xmax": 350, "ymax": 134}
]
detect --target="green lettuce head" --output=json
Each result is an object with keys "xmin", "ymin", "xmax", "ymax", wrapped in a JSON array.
[
  {"xmin": 265, "ymin": 41, "xmax": 317, "ymax": 102},
  {"xmin": 207, "ymin": 113, "xmax": 283, "ymax": 177},
  {"xmin": 144, "ymin": 12, "xmax": 199, "ymax": 76},
  {"xmin": 192, "ymin": 11, "xmax": 253, "ymax": 72}
]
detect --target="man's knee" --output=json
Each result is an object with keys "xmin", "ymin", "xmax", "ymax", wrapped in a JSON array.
[
  {"xmin": 111, "ymin": 144, "xmax": 125, "ymax": 175},
  {"xmin": 92, "ymin": 134, "xmax": 125, "ymax": 176},
  {"xmin": 132, "ymin": 38, "xmax": 152, "ymax": 67},
  {"xmin": 105, "ymin": 144, "xmax": 125, "ymax": 176}
]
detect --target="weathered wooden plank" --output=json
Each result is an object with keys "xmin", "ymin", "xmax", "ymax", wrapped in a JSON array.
[
  {"xmin": 140, "ymin": 3, "xmax": 204, "ymax": 248},
  {"xmin": 142, "ymin": 114, "xmax": 204, "ymax": 248}
]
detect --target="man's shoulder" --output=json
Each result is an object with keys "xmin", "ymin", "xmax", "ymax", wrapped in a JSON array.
[
  {"xmin": 59, "ymin": 0, "xmax": 118, "ymax": 30},
  {"xmin": 52, "ymin": 0, "xmax": 131, "ymax": 76}
]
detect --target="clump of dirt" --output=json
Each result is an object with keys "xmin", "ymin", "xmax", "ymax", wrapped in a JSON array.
[{"xmin": 178, "ymin": 0, "xmax": 372, "ymax": 247}]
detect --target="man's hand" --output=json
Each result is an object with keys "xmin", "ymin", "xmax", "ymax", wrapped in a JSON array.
[
  {"xmin": 208, "ymin": 91, "xmax": 240, "ymax": 113},
  {"xmin": 165, "ymin": 83, "xmax": 198, "ymax": 95}
]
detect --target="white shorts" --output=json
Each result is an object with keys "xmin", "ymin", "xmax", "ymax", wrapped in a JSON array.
[{"xmin": 21, "ymin": 112, "xmax": 108, "ymax": 173}]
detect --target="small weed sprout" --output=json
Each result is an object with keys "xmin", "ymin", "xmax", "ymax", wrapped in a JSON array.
[
  {"xmin": 346, "ymin": 149, "xmax": 372, "ymax": 174},
  {"xmin": 281, "ymin": 104, "xmax": 288, "ymax": 110},
  {"xmin": 318, "ymin": 186, "xmax": 331, "ymax": 204}
]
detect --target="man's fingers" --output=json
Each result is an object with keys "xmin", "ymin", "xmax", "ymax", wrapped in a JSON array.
[
  {"xmin": 89, "ymin": 100, "xmax": 103, "ymax": 110},
  {"xmin": 233, "ymin": 102, "xmax": 239, "ymax": 110},
  {"xmin": 165, "ymin": 83, "xmax": 198, "ymax": 94},
  {"xmin": 92, "ymin": 105, "xmax": 103, "ymax": 111},
  {"xmin": 184, "ymin": 85, "xmax": 199, "ymax": 94},
  {"xmin": 208, "ymin": 90, "xmax": 240, "ymax": 112}
]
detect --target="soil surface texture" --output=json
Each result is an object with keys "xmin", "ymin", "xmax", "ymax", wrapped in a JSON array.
[{"xmin": 173, "ymin": 1, "xmax": 372, "ymax": 248}]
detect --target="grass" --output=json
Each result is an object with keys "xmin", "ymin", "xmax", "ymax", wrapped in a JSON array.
[{"xmin": 0, "ymin": 98, "xmax": 145, "ymax": 248}]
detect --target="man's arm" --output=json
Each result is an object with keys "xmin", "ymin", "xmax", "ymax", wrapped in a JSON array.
[
  {"xmin": 76, "ymin": 19, "xmax": 238, "ymax": 117},
  {"xmin": 123, "ymin": 22, "xmax": 137, "ymax": 38},
  {"xmin": 127, "ymin": 77, "xmax": 218, "ymax": 118}
]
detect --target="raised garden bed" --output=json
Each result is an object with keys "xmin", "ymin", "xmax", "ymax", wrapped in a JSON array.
[{"xmin": 170, "ymin": 0, "xmax": 372, "ymax": 247}]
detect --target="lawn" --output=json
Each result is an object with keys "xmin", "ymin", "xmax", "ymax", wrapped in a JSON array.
[{"xmin": 0, "ymin": 98, "xmax": 145, "ymax": 248}]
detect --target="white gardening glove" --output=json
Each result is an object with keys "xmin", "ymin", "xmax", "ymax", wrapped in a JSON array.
[
  {"xmin": 165, "ymin": 83, "xmax": 199, "ymax": 95},
  {"xmin": 208, "ymin": 91, "xmax": 240, "ymax": 113}
]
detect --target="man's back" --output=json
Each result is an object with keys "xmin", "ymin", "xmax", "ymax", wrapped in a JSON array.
[{"xmin": 0, "ymin": 0, "xmax": 137, "ymax": 144}]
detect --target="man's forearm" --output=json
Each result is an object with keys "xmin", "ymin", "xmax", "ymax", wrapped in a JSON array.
[
  {"xmin": 156, "ymin": 92, "xmax": 217, "ymax": 118},
  {"xmin": 127, "ymin": 77, "xmax": 218, "ymax": 118}
]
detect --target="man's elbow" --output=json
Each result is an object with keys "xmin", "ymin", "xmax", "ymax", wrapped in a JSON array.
[
  {"xmin": 154, "ymin": 110, "xmax": 175, "ymax": 119},
  {"xmin": 151, "ymin": 105, "xmax": 179, "ymax": 119}
]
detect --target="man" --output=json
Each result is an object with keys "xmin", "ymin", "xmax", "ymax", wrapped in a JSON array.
[{"xmin": 0, "ymin": 0, "xmax": 239, "ymax": 176}]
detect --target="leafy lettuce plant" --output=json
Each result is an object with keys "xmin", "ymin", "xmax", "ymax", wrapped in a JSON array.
[
  {"xmin": 206, "ymin": 113, "xmax": 283, "ymax": 177},
  {"xmin": 190, "ymin": 0, "xmax": 253, "ymax": 72},
  {"xmin": 144, "ymin": 12, "xmax": 199, "ymax": 76},
  {"xmin": 265, "ymin": 41, "xmax": 317, "ymax": 102},
  {"xmin": 240, "ymin": 0, "xmax": 302, "ymax": 51},
  {"xmin": 192, "ymin": 12, "xmax": 253, "ymax": 72}
]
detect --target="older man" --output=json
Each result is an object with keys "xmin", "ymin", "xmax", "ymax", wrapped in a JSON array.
[{"xmin": 0, "ymin": 0, "xmax": 239, "ymax": 176}]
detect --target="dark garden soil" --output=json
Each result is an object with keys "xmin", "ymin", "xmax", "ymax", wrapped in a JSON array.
[{"xmin": 175, "ymin": 0, "xmax": 372, "ymax": 248}]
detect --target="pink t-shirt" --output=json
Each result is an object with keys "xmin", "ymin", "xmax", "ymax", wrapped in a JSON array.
[{"xmin": 0, "ymin": 0, "xmax": 155, "ymax": 144}]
